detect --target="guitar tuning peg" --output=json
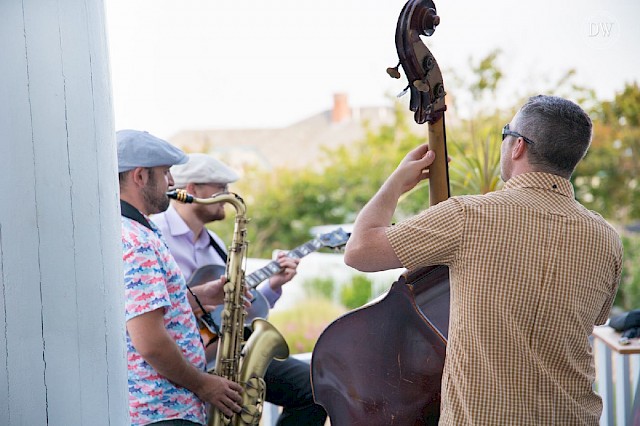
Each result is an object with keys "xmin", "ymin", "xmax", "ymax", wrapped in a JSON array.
[
  {"xmin": 397, "ymin": 84, "xmax": 410, "ymax": 98},
  {"xmin": 386, "ymin": 61, "xmax": 401, "ymax": 79}
]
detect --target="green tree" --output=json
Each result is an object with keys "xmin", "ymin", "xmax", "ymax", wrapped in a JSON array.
[
  {"xmin": 447, "ymin": 49, "xmax": 510, "ymax": 196},
  {"xmin": 614, "ymin": 232, "xmax": 640, "ymax": 310},
  {"xmin": 574, "ymin": 82, "xmax": 640, "ymax": 222}
]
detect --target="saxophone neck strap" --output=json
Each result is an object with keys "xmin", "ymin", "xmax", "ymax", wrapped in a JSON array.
[
  {"xmin": 208, "ymin": 232, "xmax": 228, "ymax": 263},
  {"xmin": 120, "ymin": 200, "xmax": 153, "ymax": 230}
]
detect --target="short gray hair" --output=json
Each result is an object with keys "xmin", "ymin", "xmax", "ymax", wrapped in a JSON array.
[{"xmin": 516, "ymin": 95, "xmax": 592, "ymax": 178}]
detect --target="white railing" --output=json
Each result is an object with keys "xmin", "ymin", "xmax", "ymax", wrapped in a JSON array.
[{"xmin": 593, "ymin": 327, "xmax": 640, "ymax": 426}]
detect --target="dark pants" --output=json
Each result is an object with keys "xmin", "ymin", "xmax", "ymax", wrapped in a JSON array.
[
  {"xmin": 264, "ymin": 356, "xmax": 327, "ymax": 426},
  {"xmin": 149, "ymin": 420, "xmax": 200, "ymax": 426}
]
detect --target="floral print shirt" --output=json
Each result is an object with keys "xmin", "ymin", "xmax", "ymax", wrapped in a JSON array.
[{"xmin": 122, "ymin": 214, "xmax": 207, "ymax": 425}]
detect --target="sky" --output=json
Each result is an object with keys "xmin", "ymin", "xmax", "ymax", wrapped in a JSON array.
[{"xmin": 105, "ymin": 0, "xmax": 640, "ymax": 140}]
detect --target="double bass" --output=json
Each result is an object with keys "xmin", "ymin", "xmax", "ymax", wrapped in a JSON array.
[{"xmin": 310, "ymin": 1, "xmax": 450, "ymax": 424}]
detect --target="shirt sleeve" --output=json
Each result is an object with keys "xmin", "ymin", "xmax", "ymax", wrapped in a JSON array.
[
  {"xmin": 123, "ymin": 239, "xmax": 172, "ymax": 322},
  {"xmin": 257, "ymin": 282, "xmax": 282, "ymax": 308},
  {"xmin": 595, "ymin": 235, "xmax": 624, "ymax": 325},
  {"xmin": 385, "ymin": 197, "xmax": 465, "ymax": 271}
]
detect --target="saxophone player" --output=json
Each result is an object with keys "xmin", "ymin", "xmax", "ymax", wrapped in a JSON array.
[
  {"xmin": 153, "ymin": 153, "xmax": 327, "ymax": 426},
  {"xmin": 118, "ymin": 130, "xmax": 243, "ymax": 426}
]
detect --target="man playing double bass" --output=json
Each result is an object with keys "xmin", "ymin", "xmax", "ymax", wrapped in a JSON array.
[{"xmin": 344, "ymin": 95, "xmax": 622, "ymax": 424}]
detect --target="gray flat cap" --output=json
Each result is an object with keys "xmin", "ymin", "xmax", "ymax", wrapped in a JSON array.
[{"xmin": 117, "ymin": 129, "xmax": 188, "ymax": 173}]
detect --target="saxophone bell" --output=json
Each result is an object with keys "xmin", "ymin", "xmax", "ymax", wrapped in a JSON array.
[{"xmin": 236, "ymin": 318, "xmax": 289, "ymax": 425}]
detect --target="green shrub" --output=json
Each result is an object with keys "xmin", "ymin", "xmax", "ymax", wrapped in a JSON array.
[
  {"xmin": 340, "ymin": 274, "xmax": 373, "ymax": 309},
  {"xmin": 302, "ymin": 277, "xmax": 334, "ymax": 300},
  {"xmin": 614, "ymin": 232, "xmax": 640, "ymax": 310},
  {"xmin": 269, "ymin": 298, "xmax": 347, "ymax": 354}
]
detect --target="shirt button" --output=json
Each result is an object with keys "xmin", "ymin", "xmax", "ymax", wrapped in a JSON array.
[{"xmin": 552, "ymin": 184, "xmax": 558, "ymax": 189}]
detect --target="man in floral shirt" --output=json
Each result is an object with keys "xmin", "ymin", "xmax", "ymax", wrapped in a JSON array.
[{"xmin": 118, "ymin": 129, "xmax": 242, "ymax": 425}]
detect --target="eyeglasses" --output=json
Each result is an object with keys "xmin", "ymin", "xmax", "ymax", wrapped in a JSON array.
[
  {"xmin": 502, "ymin": 124, "xmax": 535, "ymax": 145},
  {"xmin": 210, "ymin": 184, "xmax": 229, "ymax": 194},
  {"xmin": 194, "ymin": 182, "xmax": 229, "ymax": 194}
]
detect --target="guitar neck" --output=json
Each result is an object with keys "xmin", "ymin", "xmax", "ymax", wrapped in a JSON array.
[{"xmin": 244, "ymin": 238, "xmax": 326, "ymax": 288}]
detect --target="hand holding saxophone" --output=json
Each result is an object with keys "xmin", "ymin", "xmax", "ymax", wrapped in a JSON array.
[{"xmin": 194, "ymin": 373, "xmax": 243, "ymax": 417}]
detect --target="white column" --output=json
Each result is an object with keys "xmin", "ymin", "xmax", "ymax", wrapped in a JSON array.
[{"xmin": 0, "ymin": 0, "xmax": 128, "ymax": 425}]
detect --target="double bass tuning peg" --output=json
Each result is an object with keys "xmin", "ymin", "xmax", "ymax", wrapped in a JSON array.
[
  {"xmin": 387, "ymin": 62, "xmax": 401, "ymax": 79},
  {"xmin": 420, "ymin": 8, "xmax": 440, "ymax": 37},
  {"xmin": 413, "ymin": 79, "xmax": 430, "ymax": 93}
]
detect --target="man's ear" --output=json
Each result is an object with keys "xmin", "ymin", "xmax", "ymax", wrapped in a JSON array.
[
  {"xmin": 130, "ymin": 167, "xmax": 148, "ymax": 188},
  {"xmin": 512, "ymin": 139, "xmax": 527, "ymax": 160}
]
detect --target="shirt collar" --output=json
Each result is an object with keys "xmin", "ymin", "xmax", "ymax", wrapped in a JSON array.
[
  {"xmin": 503, "ymin": 172, "xmax": 574, "ymax": 198},
  {"xmin": 164, "ymin": 204, "xmax": 192, "ymax": 237},
  {"xmin": 164, "ymin": 204, "xmax": 211, "ymax": 248}
]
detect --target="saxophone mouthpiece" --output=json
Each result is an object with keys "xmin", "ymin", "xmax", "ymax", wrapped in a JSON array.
[{"xmin": 166, "ymin": 189, "xmax": 194, "ymax": 203}]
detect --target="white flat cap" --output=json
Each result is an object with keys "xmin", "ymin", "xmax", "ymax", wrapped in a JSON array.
[
  {"xmin": 117, "ymin": 129, "xmax": 187, "ymax": 173},
  {"xmin": 171, "ymin": 153, "xmax": 240, "ymax": 188}
]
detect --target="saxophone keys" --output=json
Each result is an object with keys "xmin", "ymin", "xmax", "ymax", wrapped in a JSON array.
[
  {"xmin": 240, "ymin": 405, "xmax": 261, "ymax": 424},
  {"xmin": 243, "ymin": 376, "xmax": 264, "ymax": 397}
]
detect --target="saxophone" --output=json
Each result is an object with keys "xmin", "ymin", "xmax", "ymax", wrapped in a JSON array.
[{"xmin": 167, "ymin": 189, "xmax": 290, "ymax": 426}]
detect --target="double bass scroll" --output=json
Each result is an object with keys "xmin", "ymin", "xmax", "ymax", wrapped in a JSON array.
[{"xmin": 388, "ymin": 0, "xmax": 449, "ymax": 204}]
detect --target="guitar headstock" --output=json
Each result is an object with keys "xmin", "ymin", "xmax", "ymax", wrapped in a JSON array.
[{"xmin": 317, "ymin": 228, "xmax": 351, "ymax": 251}]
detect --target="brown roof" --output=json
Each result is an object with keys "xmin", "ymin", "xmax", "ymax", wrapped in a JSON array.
[{"xmin": 168, "ymin": 99, "xmax": 407, "ymax": 172}]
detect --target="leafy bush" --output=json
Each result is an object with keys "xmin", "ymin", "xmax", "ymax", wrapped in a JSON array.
[
  {"xmin": 302, "ymin": 277, "xmax": 335, "ymax": 301},
  {"xmin": 340, "ymin": 275, "xmax": 374, "ymax": 310},
  {"xmin": 614, "ymin": 231, "xmax": 640, "ymax": 310},
  {"xmin": 269, "ymin": 298, "xmax": 347, "ymax": 354}
]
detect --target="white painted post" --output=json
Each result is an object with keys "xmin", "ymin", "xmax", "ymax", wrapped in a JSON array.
[
  {"xmin": 596, "ymin": 339, "xmax": 614, "ymax": 426},
  {"xmin": 615, "ymin": 353, "xmax": 632, "ymax": 426},
  {"xmin": 0, "ymin": 0, "xmax": 128, "ymax": 425}
]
